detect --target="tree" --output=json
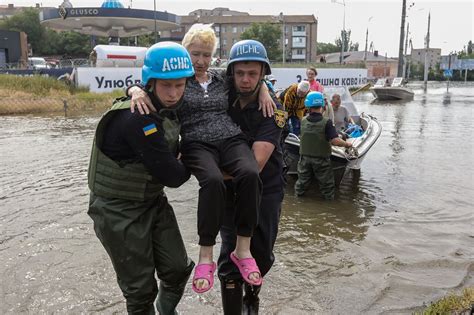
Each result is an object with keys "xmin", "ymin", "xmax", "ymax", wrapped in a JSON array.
[
  {"xmin": 0, "ymin": 8, "xmax": 45, "ymax": 55},
  {"xmin": 334, "ymin": 29, "xmax": 359, "ymax": 52},
  {"xmin": 468, "ymin": 40, "xmax": 473, "ymax": 54},
  {"xmin": 240, "ymin": 22, "xmax": 282, "ymax": 61},
  {"xmin": 317, "ymin": 42, "xmax": 340, "ymax": 54},
  {"xmin": 57, "ymin": 31, "xmax": 92, "ymax": 57},
  {"xmin": 38, "ymin": 29, "xmax": 62, "ymax": 55}
]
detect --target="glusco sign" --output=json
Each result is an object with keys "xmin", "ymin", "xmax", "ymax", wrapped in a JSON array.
[{"xmin": 69, "ymin": 8, "xmax": 100, "ymax": 16}]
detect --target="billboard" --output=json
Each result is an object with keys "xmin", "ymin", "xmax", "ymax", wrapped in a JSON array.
[{"xmin": 76, "ymin": 67, "xmax": 368, "ymax": 93}]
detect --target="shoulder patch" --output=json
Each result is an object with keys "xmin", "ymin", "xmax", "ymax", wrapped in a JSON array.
[
  {"xmin": 143, "ymin": 123, "xmax": 158, "ymax": 136},
  {"xmin": 274, "ymin": 109, "xmax": 288, "ymax": 128}
]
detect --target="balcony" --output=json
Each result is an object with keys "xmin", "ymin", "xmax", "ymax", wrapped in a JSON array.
[
  {"xmin": 292, "ymin": 36, "xmax": 306, "ymax": 48},
  {"xmin": 292, "ymin": 41, "xmax": 306, "ymax": 48},
  {"xmin": 291, "ymin": 49, "xmax": 306, "ymax": 60},
  {"xmin": 292, "ymin": 30, "xmax": 306, "ymax": 37}
]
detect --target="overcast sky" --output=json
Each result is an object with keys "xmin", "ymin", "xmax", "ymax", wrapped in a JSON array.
[{"xmin": 9, "ymin": 0, "xmax": 473, "ymax": 57}]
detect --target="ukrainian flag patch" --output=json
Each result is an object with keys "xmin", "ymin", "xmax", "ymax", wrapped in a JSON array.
[{"xmin": 143, "ymin": 123, "xmax": 158, "ymax": 136}]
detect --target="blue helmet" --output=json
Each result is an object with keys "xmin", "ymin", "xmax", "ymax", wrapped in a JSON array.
[
  {"xmin": 305, "ymin": 91, "xmax": 325, "ymax": 108},
  {"xmin": 142, "ymin": 42, "xmax": 194, "ymax": 86},
  {"xmin": 226, "ymin": 40, "xmax": 271, "ymax": 75}
]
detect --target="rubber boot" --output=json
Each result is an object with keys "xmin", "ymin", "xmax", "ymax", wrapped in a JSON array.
[
  {"xmin": 220, "ymin": 278, "xmax": 243, "ymax": 315},
  {"xmin": 155, "ymin": 272, "xmax": 191, "ymax": 315},
  {"xmin": 243, "ymin": 283, "xmax": 261, "ymax": 315}
]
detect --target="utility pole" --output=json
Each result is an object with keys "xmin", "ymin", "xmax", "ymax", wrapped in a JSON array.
[
  {"xmin": 423, "ymin": 12, "xmax": 431, "ymax": 91},
  {"xmin": 364, "ymin": 28, "xmax": 368, "ymax": 63},
  {"xmin": 397, "ymin": 0, "xmax": 407, "ymax": 76},
  {"xmin": 407, "ymin": 39, "xmax": 413, "ymax": 80},
  {"xmin": 280, "ymin": 12, "xmax": 285, "ymax": 64},
  {"xmin": 402, "ymin": 22, "xmax": 409, "ymax": 79},
  {"xmin": 153, "ymin": 0, "xmax": 157, "ymax": 43},
  {"xmin": 364, "ymin": 16, "xmax": 372, "ymax": 63},
  {"xmin": 447, "ymin": 53, "xmax": 451, "ymax": 92}
]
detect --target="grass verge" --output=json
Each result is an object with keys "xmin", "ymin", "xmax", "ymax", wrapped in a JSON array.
[
  {"xmin": 416, "ymin": 287, "xmax": 474, "ymax": 315},
  {"xmin": 0, "ymin": 75, "xmax": 124, "ymax": 115}
]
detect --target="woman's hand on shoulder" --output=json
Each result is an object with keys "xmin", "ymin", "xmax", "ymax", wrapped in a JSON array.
[
  {"xmin": 258, "ymin": 82, "xmax": 275, "ymax": 117},
  {"xmin": 129, "ymin": 86, "xmax": 156, "ymax": 115}
]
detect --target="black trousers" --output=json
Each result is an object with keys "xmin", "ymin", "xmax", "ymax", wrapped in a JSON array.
[
  {"xmin": 182, "ymin": 134, "xmax": 262, "ymax": 246},
  {"xmin": 218, "ymin": 184, "xmax": 283, "ymax": 280}
]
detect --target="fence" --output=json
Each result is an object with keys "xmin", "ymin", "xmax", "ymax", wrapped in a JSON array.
[
  {"xmin": 0, "ymin": 59, "xmax": 91, "ymax": 70},
  {"xmin": 0, "ymin": 97, "xmax": 112, "ymax": 116}
]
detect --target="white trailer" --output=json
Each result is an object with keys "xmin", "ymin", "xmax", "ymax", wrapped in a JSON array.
[{"xmin": 92, "ymin": 45, "xmax": 147, "ymax": 68}]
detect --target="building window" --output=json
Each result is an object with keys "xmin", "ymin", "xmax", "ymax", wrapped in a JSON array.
[
  {"xmin": 232, "ymin": 38, "xmax": 237, "ymax": 44},
  {"xmin": 232, "ymin": 26, "xmax": 237, "ymax": 33},
  {"xmin": 297, "ymin": 49, "xmax": 304, "ymax": 55},
  {"xmin": 292, "ymin": 37, "xmax": 306, "ymax": 45},
  {"xmin": 293, "ymin": 25, "xmax": 306, "ymax": 32},
  {"xmin": 223, "ymin": 39, "xmax": 227, "ymax": 46},
  {"xmin": 223, "ymin": 50, "xmax": 227, "ymax": 57},
  {"xmin": 222, "ymin": 26, "xmax": 226, "ymax": 33},
  {"xmin": 214, "ymin": 25, "xmax": 220, "ymax": 32}
]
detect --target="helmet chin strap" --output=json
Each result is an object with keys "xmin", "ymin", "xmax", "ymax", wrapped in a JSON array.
[
  {"xmin": 235, "ymin": 64, "xmax": 265, "ymax": 98},
  {"xmin": 236, "ymin": 80, "xmax": 262, "ymax": 98},
  {"xmin": 148, "ymin": 82, "xmax": 185, "ymax": 113}
]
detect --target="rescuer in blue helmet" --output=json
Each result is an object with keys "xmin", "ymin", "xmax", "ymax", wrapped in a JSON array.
[
  {"xmin": 218, "ymin": 39, "xmax": 288, "ymax": 315},
  {"xmin": 226, "ymin": 39, "xmax": 272, "ymax": 98},
  {"xmin": 294, "ymin": 91, "xmax": 352, "ymax": 200},
  {"xmin": 87, "ymin": 41, "xmax": 195, "ymax": 314}
]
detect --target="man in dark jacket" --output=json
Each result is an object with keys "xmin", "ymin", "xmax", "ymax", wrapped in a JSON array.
[
  {"xmin": 218, "ymin": 39, "xmax": 287, "ymax": 315},
  {"xmin": 87, "ymin": 42, "xmax": 195, "ymax": 315}
]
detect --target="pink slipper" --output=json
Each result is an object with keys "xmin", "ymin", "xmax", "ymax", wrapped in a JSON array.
[
  {"xmin": 230, "ymin": 252, "xmax": 263, "ymax": 286},
  {"xmin": 192, "ymin": 262, "xmax": 216, "ymax": 293}
]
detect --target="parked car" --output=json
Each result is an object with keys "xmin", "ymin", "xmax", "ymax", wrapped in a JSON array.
[{"xmin": 28, "ymin": 57, "xmax": 50, "ymax": 70}]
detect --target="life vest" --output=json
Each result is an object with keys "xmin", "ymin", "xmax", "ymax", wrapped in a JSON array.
[
  {"xmin": 299, "ymin": 116, "xmax": 331, "ymax": 158},
  {"xmin": 88, "ymin": 98, "xmax": 180, "ymax": 201}
]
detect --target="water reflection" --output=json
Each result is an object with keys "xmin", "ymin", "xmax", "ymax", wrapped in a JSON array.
[
  {"xmin": 280, "ymin": 171, "xmax": 377, "ymax": 250},
  {"xmin": 442, "ymin": 92, "xmax": 452, "ymax": 105}
]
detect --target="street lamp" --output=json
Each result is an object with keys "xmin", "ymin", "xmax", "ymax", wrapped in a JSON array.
[{"xmin": 331, "ymin": 0, "xmax": 346, "ymax": 64}]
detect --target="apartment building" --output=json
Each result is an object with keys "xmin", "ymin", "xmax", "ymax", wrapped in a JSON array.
[
  {"xmin": 410, "ymin": 48, "xmax": 441, "ymax": 69},
  {"xmin": 166, "ymin": 8, "xmax": 318, "ymax": 63}
]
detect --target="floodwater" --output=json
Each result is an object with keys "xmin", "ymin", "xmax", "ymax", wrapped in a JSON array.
[{"xmin": 0, "ymin": 81, "xmax": 473, "ymax": 314}]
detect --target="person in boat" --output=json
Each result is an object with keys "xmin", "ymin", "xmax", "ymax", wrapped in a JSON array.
[
  {"xmin": 278, "ymin": 80, "xmax": 311, "ymax": 135},
  {"xmin": 322, "ymin": 94, "xmax": 335, "ymax": 123},
  {"xmin": 306, "ymin": 67, "xmax": 324, "ymax": 93},
  {"xmin": 266, "ymin": 74, "xmax": 277, "ymax": 87},
  {"xmin": 125, "ymin": 25, "xmax": 276, "ymax": 294},
  {"xmin": 331, "ymin": 93, "xmax": 355, "ymax": 133},
  {"xmin": 219, "ymin": 39, "xmax": 286, "ymax": 315},
  {"xmin": 264, "ymin": 74, "xmax": 278, "ymax": 93},
  {"xmin": 295, "ymin": 91, "xmax": 352, "ymax": 200},
  {"xmin": 87, "ymin": 42, "xmax": 195, "ymax": 314}
]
